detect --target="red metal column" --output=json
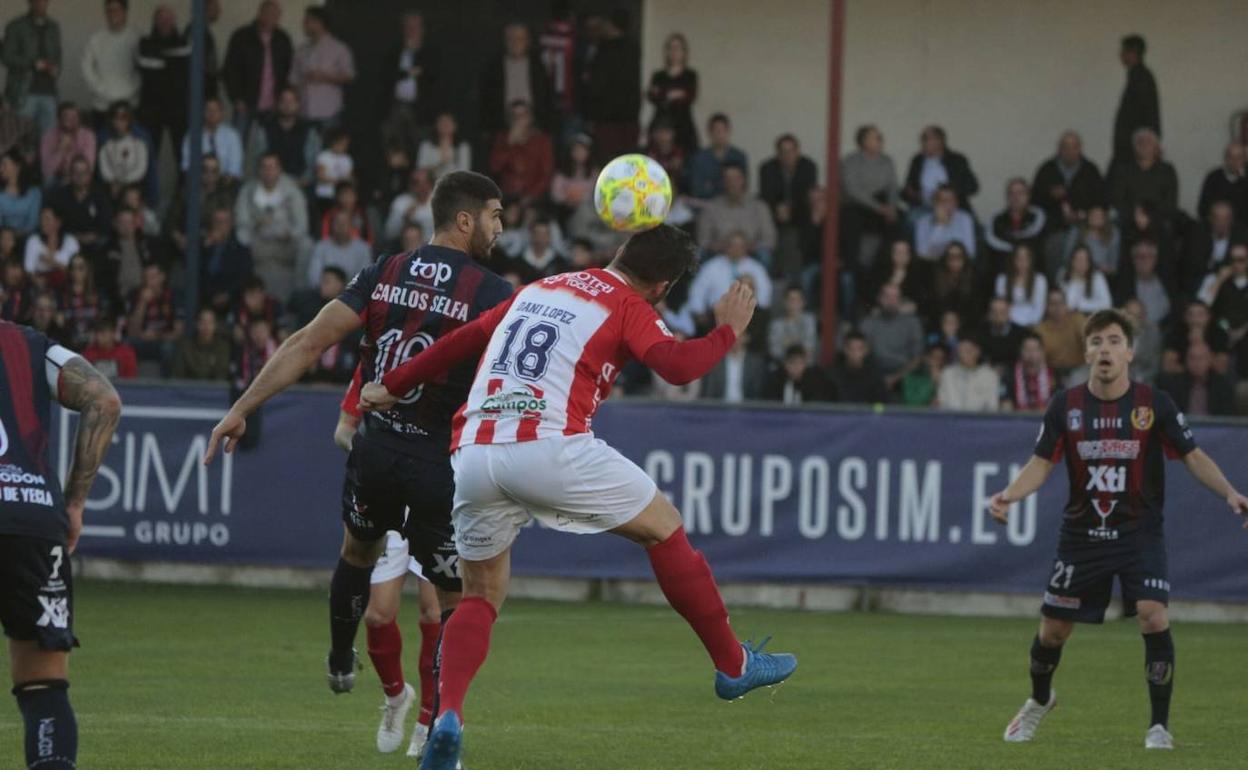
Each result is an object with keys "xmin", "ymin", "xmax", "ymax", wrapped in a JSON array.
[{"xmin": 820, "ymin": 0, "xmax": 846, "ymax": 366}]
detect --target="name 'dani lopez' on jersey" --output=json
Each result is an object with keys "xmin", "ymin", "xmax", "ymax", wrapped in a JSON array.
[{"xmin": 369, "ymin": 282, "xmax": 471, "ymax": 322}]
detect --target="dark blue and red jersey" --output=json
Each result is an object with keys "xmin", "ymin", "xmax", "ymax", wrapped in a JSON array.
[
  {"xmin": 0, "ymin": 321, "xmax": 73, "ymax": 541},
  {"xmin": 1034, "ymin": 382, "xmax": 1197, "ymax": 546},
  {"xmin": 337, "ymin": 245, "xmax": 513, "ymax": 457}
]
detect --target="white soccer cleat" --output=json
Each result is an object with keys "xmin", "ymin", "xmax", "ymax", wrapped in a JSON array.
[
  {"xmin": 1003, "ymin": 692, "xmax": 1056, "ymax": 742},
  {"xmin": 376, "ymin": 683, "xmax": 415, "ymax": 753},
  {"xmin": 406, "ymin": 721, "xmax": 428, "ymax": 758},
  {"xmin": 1145, "ymin": 724, "xmax": 1174, "ymax": 750}
]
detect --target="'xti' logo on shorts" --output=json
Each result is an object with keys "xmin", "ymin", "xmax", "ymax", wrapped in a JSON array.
[{"xmin": 36, "ymin": 596, "xmax": 69, "ymax": 629}]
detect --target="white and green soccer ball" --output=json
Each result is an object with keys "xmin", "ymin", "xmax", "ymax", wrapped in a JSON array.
[{"xmin": 593, "ymin": 153, "xmax": 673, "ymax": 232}]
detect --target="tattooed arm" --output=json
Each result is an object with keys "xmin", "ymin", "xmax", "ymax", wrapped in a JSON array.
[{"xmin": 56, "ymin": 357, "xmax": 123, "ymax": 552}]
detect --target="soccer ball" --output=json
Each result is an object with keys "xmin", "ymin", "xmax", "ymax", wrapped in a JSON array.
[{"xmin": 594, "ymin": 154, "xmax": 673, "ymax": 232}]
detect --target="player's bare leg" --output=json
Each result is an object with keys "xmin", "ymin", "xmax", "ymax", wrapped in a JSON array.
[
  {"xmin": 611, "ymin": 491, "xmax": 797, "ymax": 700},
  {"xmin": 1005, "ymin": 615, "xmax": 1072, "ymax": 742},
  {"xmin": 328, "ymin": 528, "xmax": 386, "ymax": 693},
  {"xmin": 10, "ymin": 641, "xmax": 76, "ymax": 768},
  {"xmin": 1136, "ymin": 600, "xmax": 1174, "ymax": 749},
  {"xmin": 407, "ymin": 579, "xmax": 446, "ymax": 758},
  {"xmin": 366, "ymin": 572, "xmax": 415, "ymax": 753}
]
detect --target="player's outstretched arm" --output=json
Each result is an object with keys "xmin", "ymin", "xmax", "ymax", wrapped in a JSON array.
[
  {"xmin": 1181, "ymin": 448, "xmax": 1248, "ymax": 527},
  {"xmin": 57, "ymin": 357, "xmax": 123, "ymax": 552},
  {"xmin": 642, "ymin": 280, "xmax": 757, "ymax": 386},
  {"xmin": 205, "ymin": 300, "xmax": 361, "ymax": 464},
  {"xmin": 989, "ymin": 456, "xmax": 1055, "ymax": 524}
]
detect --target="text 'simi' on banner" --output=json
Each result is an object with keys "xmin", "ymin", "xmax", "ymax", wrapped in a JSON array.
[{"xmin": 58, "ymin": 385, "xmax": 1248, "ymax": 601}]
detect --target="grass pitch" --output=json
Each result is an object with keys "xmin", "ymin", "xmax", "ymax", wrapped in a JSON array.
[{"xmin": 1, "ymin": 581, "xmax": 1245, "ymax": 769}]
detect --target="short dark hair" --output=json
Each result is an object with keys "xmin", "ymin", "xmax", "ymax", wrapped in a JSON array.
[
  {"xmin": 844, "ymin": 330, "xmax": 868, "ymax": 347},
  {"xmin": 612, "ymin": 224, "xmax": 698, "ymax": 286},
  {"xmin": 721, "ymin": 160, "xmax": 746, "ymax": 176},
  {"xmin": 854, "ymin": 124, "xmax": 877, "ymax": 147},
  {"xmin": 775, "ymin": 133, "xmax": 799, "ymax": 152},
  {"xmin": 1121, "ymin": 34, "xmax": 1146, "ymax": 56},
  {"xmin": 106, "ymin": 0, "xmax": 129, "ymax": 9},
  {"xmin": 321, "ymin": 266, "xmax": 347, "ymax": 284},
  {"xmin": 241, "ymin": 276, "xmax": 266, "ymax": 293},
  {"xmin": 1083, "ymin": 308, "xmax": 1134, "ymax": 347},
  {"xmin": 431, "ymin": 171, "xmax": 502, "ymax": 231},
  {"xmin": 783, "ymin": 343, "xmax": 807, "ymax": 361},
  {"xmin": 707, "ymin": 112, "xmax": 730, "ymax": 130},
  {"xmin": 305, "ymin": 6, "xmax": 329, "ymax": 26}
]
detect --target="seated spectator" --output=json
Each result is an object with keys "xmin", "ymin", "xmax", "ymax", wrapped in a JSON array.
[
  {"xmin": 982, "ymin": 296, "xmax": 1027, "ymax": 370},
  {"xmin": 688, "ymin": 113, "xmax": 747, "ymax": 200},
  {"xmin": 994, "ymin": 244, "xmax": 1048, "ymax": 327},
  {"xmin": 1197, "ymin": 142, "xmax": 1247, "ymax": 227},
  {"xmin": 489, "ymin": 100, "xmax": 553, "ymax": 205},
  {"xmin": 1122, "ymin": 297, "xmax": 1162, "ymax": 383},
  {"xmin": 126, "ymin": 262, "xmax": 182, "ymax": 371},
  {"xmin": 47, "ymin": 155, "xmax": 111, "ymax": 258},
  {"xmin": 232, "ymin": 316, "xmax": 277, "ymax": 394},
  {"xmin": 928, "ymin": 309, "xmax": 962, "ymax": 359},
  {"xmin": 234, "ymin": 153, "xmax": 311, "ymax": 302},
  {"xmin": 686, "ymin": 231, "xmax": 773, "ymax": 327},
  {"xmin": 1110, "ymin": 128, "xmax": 1178, "ymax": 230},
  {"xmin": 57, "ymin": 253, "xmax": 106, "ymax": 350},
  {"xmin": 0, "ymin": 149, "xmax": 40, "ymax": 236},
  {"xmin": 1034, "ymin": 289, "xmax": 1086, "ymax": 375},
  {"xmin": 82, "ymin": 317, "xmax": 137, "ymax": 380},
  {"xmin": 308, "ymin": 209, "xmax": 372, "ymax": 288},
  {"xmin": 550, "ymin": 134, "xmax": 596, "ymax": 224},
  {"xmin": 1120, "ymin": 240, "xmax": 1171, "ymax": 325},
  {"xmin": 1030, "ymin": 130, "xmax": 1106, "ymax": 239},
  {"xmin": 1120, "ymin": 200, "xmax": 1174, "ymax": 275},
  {"xmin": 1060, "ymin": 245, "xmax": 1112, "ymax": 314},
  {"xmin": 166, "ymin": 153, "xmax": 240, "ymax": 255},
  {"xmin": 288, "ymin": 265, "xmax": 347, "ymax": 331},
  {"xmin": 313, "ymin": 127, "xmax": 353, "ymax": 206},
  {"xmin": 839, "ymin": 124, "xmax": 900, "ymax": 270},
  {"xmin": 385, "ymin": 168, "xmax": 434, "ymax": 245},
  {"xmin": 913, "ymin": 185, "xmax": 976, "ymax": 261},
  {"xmin": 23, "ymin": 206, "xmax": 79, "ymax": 285},
  {"xmin": 1184, "ymin": 200, "xmax": 1245, "ymax": 296},
  {"xmin": 231, "ymin": 276, "xmax": 282, "ymax": 345},
  {"xmin": 40, "ymin": 102, "xmax": 96, "ymax": 185},
  {"xmin": 928, "ymin": 241, "xmax": 978, "ymax": 323},
  {"xmin": 1062, "ymin": 204, "xmax": 1119, "ymax": 276},
  {"xmin": 984, "ymin": 177, "xmax": 1046, "ymax": 269},
  {"xmin": 901, "ymin": 342, "xmax": 945, "ymax": 407},
  {"xmin": 937, "ymin": 336, "xmax": 999, "ymax": 411},
  {"xmin": 1209, "ymin": 242, "xmax": 1248, "ymax": 336},
  {"xmin": 761, "ymin": 133, "xmax": 819, "ymax": 276},
  {"xmin": 564, "ymin": 194, "xmax": 627, "ymax": 258},
  {"xmin": 201, "ymin": 207, "xmax": 253, "ymax": 315},
  {"xmin": 179, "ymin": 95, "xmax": 242, "ymax": 184},
  {"xmin": 398, "ymin": 222, "xmax": 425, "ymax": 253},
  {"xmin": 1002, "ymin": 333, "xmax": 1055, "ymax": 412},
  {"xmin": 498, "ymin": 218, "xmax": 567, "ymax": 284},
  {"xmin": 494, "ymin": 196, "xmax": 531, "ymax": 258},
  {"xmin": 860, "ymin": 283, "xmax": 925, "ymax": 390},
  {"xmin": 119, "ymin": 183, "xmax": 158, "ymax": 237},
  {"xmin": 1, "ymin": 256, "xmax": 35, "ymax": 323},
  {"xmin": 97, "ymin": 102, "xmax": 151, "ymax": 200},
  {"xmin": 318, "ymin": 180, "xmax": 374, "ymax": 246},
  {"xmin": 1161, "ymin": 300, "xmax": 1230, "ymax": 375},
  {"xmin": 1157, "ymin": 342, "xmax": 1235, "ymax": 416},
  {"xmin": 173, "ymin": 307, "xmax": 231, "ymax": 380},
  {"xmin": 768, "ymin": 285, "xmax": 819, "ymax": 361},
  {"xmin": 868, "ymin": 239, "xmax": 925, "ymax": 316},
  {"xmin": 830, "ymin": 331, "xmax": 888, "ymax": 404},
  {"xmin": 696, "ymin": 164, "xmax": 776, "ymax": 262},
  {"xmin": 765, "ymin": 343, "xmax": 832, "ymax": 404},
  {"xmin": 249, "ymin": 87, "xmax": 320, "ymax": 188},
  {"xmin": 416, "ymin": 111, "xmax": 471, "ymax": 179},
  {"xmin": 0, "ymin": 229, "xmax": 20, "ymax": 268},
  {"xmin": 102, "ymin": 207, "xmax": 159, "ymax": 301},
  {"xmin": 902, "ymin": 125, "xmax": 979, "ymax": 216},
  {"xmin": 29, "ymin": 292, "xmax": 67, "ymax": 345},
  {"xmin": 700, "ymin": 330, "xmax": 766, "ymax": 403},
  {"xmin": 376, "ymin": 143, "xmax": 412, "ymax": 216},
  {"xmin": 567, "ymin": 237, "xmax": 598, "ymax": 271},
  {"xmin": 645, "ymin": 118, "xmax": 686, "ymax": 194},
  {"xmin": 0, "ymin": 100, "xmax": 38, "ymax": 164}
]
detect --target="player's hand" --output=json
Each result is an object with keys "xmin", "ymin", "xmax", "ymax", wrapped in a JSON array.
[
  {"xmin": 1227, "ymin": 490, "xmax": 1248, "ymax": 528},
  {"xmin": 66, "ymin": 500, "xmax": 84, "ymax": 554},
  {"xmin": 988, "ymin": 491, "xmax": 1011, "ymax": 524},
  {"xmin": 713, "ymin": 280, "xmax": 757, "ymax": 338},
  {"xmin": 204, "ymin": 409, "xmax": 247, "ymax": 465},
  {"xmin": 359, "ymin": 382, "xmax": 399, "ymax": 412}
]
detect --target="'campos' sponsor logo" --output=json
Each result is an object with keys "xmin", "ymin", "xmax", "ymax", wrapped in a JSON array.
[{"xmin": 480, "ymin": 389, "xmax": 548, "ymax": 414}]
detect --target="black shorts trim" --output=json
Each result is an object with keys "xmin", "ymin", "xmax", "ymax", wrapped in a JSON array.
[{"xmin": 1040, "ymin": 539, "xmax": 1169, "ymax": 624}]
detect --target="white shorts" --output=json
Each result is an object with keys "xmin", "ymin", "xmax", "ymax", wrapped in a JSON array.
[
  {"xmin": 370, "ymin": 530, "xmax": 425, "ymax": 584},
  {"xmin": 449, "ymin": 433, "xmax": 658, "ymax": 562}
]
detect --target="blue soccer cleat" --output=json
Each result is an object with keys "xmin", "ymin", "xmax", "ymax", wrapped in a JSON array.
[
  {"xmin": 419, "ymin": 710, "xmax": 464, "ymax": 770},
  {"xmin": 714, "ymin": 636, "xmax": 797, "ymax": 701}
]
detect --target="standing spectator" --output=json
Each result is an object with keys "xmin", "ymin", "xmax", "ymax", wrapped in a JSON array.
[
  {"xmin": 1111, "ymin": 34, "xmax": 1160, "ymax": 173},
  {"xmin": 165, "ymin": 153, "xmax": 239, "ymax": 256},
  {"xmin": 125, "ymin": 261, "xmax": 182, "ymax": 372},
  {"xmin": 1122, "ymin": 296, "xmax": 1162, "ymax": 383},
  {"xmin": 1197, "ymin": 143, "xmax": 1247, "ymax": 227},
  {"xmin": 290, "ymin": 6, "xmax": 354, "ymax": 131},
  {"xmin": 223, "ymin": 0, "xmax": 293, "ymax": 140},
  {"xmin": 384, "ymin": 167, "xmax": 434, "ymax": 245},
  {"xmin": 1002, "ymin": 333, "xmax": 1056, "ymax": 412},
  {"xmin": 1121, "ymin": 240, "xmax": 1171, "ymax": 325},
  {"xmin": 900, "ymin": 343, "xmax": 945, "ymax": 407},
  {"xmin": 760, "ymin": 133, "xmax": 818, "ymax": 277},
  {"xmin": 994, "ymin": 244, "xmax": 1048, "ymax": 327},
  {"xmin": 307, "ymin": 209, "xmax": 370, "ymax": 288},
  {"xmin": 38, "ymin": 102, "xmax": 94, "ymax": 184},
  {"xmin": 234, "ymin": 152, "xmax": 310, "ymax": 302},
  {"xmin": 829, "ymin": 331, "xmax": 888, "ymax": 404},
  {"xmin": 196, "ymin": 0, "xmax": 223, "ymax": 99},
  {"xmin": 686, "ymin": 231, "xmax": 773, "ymax": 324},
  {"xmin": 56, "ymin": 253, "xmax": 104, "ymax": 350},
  {"xmin": 1034, "ymin": 289, "xmax": 1087, "ymax": 375},
  {"xmin": 200, "ymin": 206, "xmax": 252, "ymax": 315},
  {"xmin": 765, "ymin": 344, "xmax": 832, "ymax": 404},
  {"xmin": 937, "ymin": 337, "xmax": 999, "ymax": 411},
  {"xmin": 480, "ymin": 22, "xmax": 555, "ymax": 136},
  {"xmin": 1157, "ymin": 342, "xmax": 1234, "ymax": 416},
  {"xmin": 688, "ymin": 113, "xmax": 747, "ymax": 200},
  {"xmin": 97, "ymin": 102, "xmax": 149, "ymax": 198},
  {"xmin": 489, "ymin": 101, "xmax": 554, "ymax": 205},
  {"xmin": 700, "ymin": 330, "xmax": 766, "ymax": 403},
  {"xmin": 2, "ymin": 0, "xmax": 61, "ymax": 138},
  {"xmin": 1062, "ymin": 204, "xmax": 1120, "ymax": 276},
  {"xmin": 913, "ymin": 185, "xmax": 976, "ymax": 262},
  {"xmin": 137, "ymin": 5, "xmax": 190, "ymax": 159},
  {"xmin": 416, "ymin": 112, "xmax": 472, "ymax": 179},
  {"xmin": 383, "ymin": 11, "xmax": 437, "ymax": 150},
  {"xmin": 768, "ymin": 285, "xmax": 818, "ymax": 361},
  {"xmin": 581, "ymin": 11, "xmax": 640, "ymax": 164},
  {"xmin": 81, "ymin": 0, "xmax": 140, "ymax": 125},
  {"xmin": 929, "ymin": 241, "xmax": 979, "ymax": 323},
  {"xmin": 902, "ymin": 125, "xmax": 979, "ymax": 216},
  {"xmin": 103, "ymin": 207, "xmax": 157, "ymax": 300},
  {"xmin": 249, "ymin": 86, "xmax": 319, "ymax": 188},
  {"xmin": 539, "ymin": 1, "xmax": 578, "ymax": 126},
  {"xmin": 23, "ymin": 205, "xmax": 76, "ymax": 282},
  {"xmin": 81, "ymin": 316, "xmax": 136, "ymax": 379},
  {"xmin": 646, "ymin": 32, "xmax": 698, "ymax": 155},
  {"xmin": 550, "ymin": 133, "xmax": 595, "ymax": 223},
  {"xmin": 1060, "ymin": 245, "xmax": 1113, "ymax": 314},
  {"xmin": 173, "ymin": 307, "xmax": 231, "ymax": 380},
  {"xmin": 180, "ymin": 96, "xmax": 244, "ymax": 180},
  {"xmin": 696, "ymin": 164, "xmax": 776, "ymax": 260},
  {"xmin": 1031, "ymin": 130, "xmax": 1106, "ymax": 237},
  {"xmin": 982, "ymin": 296, "xmax": 1027, "ymax": 370},
  {"xmin": 48, "ymin": 155, "xmax": 110, "ymax": 259},
  {"xmin": 840, "ymin": 124, "xmax": 900, "ymax": 270},
  {"xmin": 860, "ymin": 283, "xmax": 925, "ymax": 390},
  {"xmin": 1185, "ymin": 201, "xmax": 1244, "ymax": 297},
  {"xmin": 1110, "ymin": 128, "xmax": 1178, "ymax": 229},
  {"xmin": 984, "ymin": 177, "xmax": 1046, "ymax": 269},
  {"xmin": 0, "ymin": 148, "xmax": 40, "ymax": 236},
  {"xmin": 313, "ymin": 128, "xmax": 352, "ymax": 207}
]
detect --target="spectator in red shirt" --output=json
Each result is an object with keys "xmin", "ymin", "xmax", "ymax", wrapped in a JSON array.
[
  {"xmin": 83, "ymin": 317, "xmax": 137, "ymax": 380},
  {"xmin": 489, "ymin": 100, "xmax": 553, "ymax": 205}
]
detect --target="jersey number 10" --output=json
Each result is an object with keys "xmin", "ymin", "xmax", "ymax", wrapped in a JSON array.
[{"xmin": 375, "ymin": 329, "xmax": 433, "ymax": 404}]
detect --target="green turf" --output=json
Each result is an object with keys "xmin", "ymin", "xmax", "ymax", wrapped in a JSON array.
[{"xmin": 1, "ymin": 581, "xmax": 1244, "ymax": 768}]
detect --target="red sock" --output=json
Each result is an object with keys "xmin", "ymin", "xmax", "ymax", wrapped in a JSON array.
[
  {"xmin": 417, "ymin": 620, "xmax": 441, "ymax": 725},
  {"xmin": 647, "ymin": 528, "xmax": 744, "ymax": 676},
  {"xmin": 366, "ymin": 620, "xmax": 406, "ymax": 697},
  {"xmin": 437, "ymin": 597, "xmax": 497, "ymax": 720}
]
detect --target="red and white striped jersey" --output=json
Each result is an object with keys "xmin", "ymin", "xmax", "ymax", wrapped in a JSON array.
[{"xmin": 451, "ymin": 269, "xmax": 673, "ymax": 450}]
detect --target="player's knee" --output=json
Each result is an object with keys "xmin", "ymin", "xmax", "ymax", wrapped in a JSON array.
[
  {"xmin": 364, "ymin": 605, "xmax": 396, "ymax": 627},
  {"xmin": 341, "ymin": 534, "xmax": 383, "ymax": 567},
  {"xmin": 1039, "ymin": 620, "xmax": 1072, "ymax": 647},
  {"xmin": 1137, "ymin": 605, "xmax": 1168, "ymax": 633},
  {"xmin": 418, "ymin": 605, "xmax": 441, "ymax": 625}
]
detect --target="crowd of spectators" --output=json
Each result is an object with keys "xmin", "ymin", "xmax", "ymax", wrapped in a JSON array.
[{"xmin": 1, "ymin": 3, "xmax": 1245, "ymax": 418}]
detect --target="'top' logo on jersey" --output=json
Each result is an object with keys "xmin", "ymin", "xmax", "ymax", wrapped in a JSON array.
[{"xmin": 410, "ymin": 257, "xmax": 453, "ymax": 286}]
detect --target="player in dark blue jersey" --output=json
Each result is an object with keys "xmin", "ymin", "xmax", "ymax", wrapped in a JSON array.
[
  {"xmin": 1, "ymin": 321, "xmax": 121, "ymax": 769},
  {"xmin": 990, "ymin": 309, "xmax": 1248, "ymax": 750},
  {"xmin": 204, "ymin": 171, "xmax": 513, "ymax": 696}
]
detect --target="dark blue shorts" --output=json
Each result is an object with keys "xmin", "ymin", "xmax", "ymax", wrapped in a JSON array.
[
  {"xmin": 1040, "ymin": 538, "xmax": 1169, "ymax": 624},
  {"xmin": 0, "ymin": 535, "xmax": 77, "ymax": 651}
]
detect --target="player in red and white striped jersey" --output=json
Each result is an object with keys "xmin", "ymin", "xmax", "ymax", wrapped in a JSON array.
[{"xmin": 361, "ymin": 225, "xmax": 797, "ymax": 770}]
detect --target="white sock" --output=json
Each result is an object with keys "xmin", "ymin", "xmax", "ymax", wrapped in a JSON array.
[{"xmin": 386, "ymin": 687, "xmax": 408, "ymax": 706}]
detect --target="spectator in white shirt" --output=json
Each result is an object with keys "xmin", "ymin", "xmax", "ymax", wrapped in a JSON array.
[
  {"xmin": 180, "ymin": 96, "xmax": 243, "ymax": 179},
  {"xmin": 314, "ymin": 128, "xmax": 353, "ymax": 203},
  {"xmin": 686, "ymin": 231, "xmax": 773, "ymax": 324},
  {"xmin": 937, "ymin": 336, "xmax": 1000, "ymax": 411},
  {"xmin": 1060, "ymin": 244, "xmax": 1112, "ymax": 313},
  {"xmin": 416, "ymin": 112, "xmax": 472, "ymax": 179},
  {"xmin": 994, "ymin": 244, "xmax": 1048, "ymax": 327},
  {"xmin": 768, "ymin": 285, "xmax": 819, "ymax": 360},
  {"xmin": 914, "ymin": 184, "xmax": 976, "ymax": 261},
  {"xmin": 97, "ymin": 101, "xmax": 149, "ymax": 197},
  {"xmin": 385, "ymin": 167, "xmax": 435, "ymax": 245},
  {"xmin": 81, "ymin": 0, "xmax": 142, "ymax": 124},
  {"xmin": 24, "ymin": 206, "xmax": 80, "ymax": 278}
]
